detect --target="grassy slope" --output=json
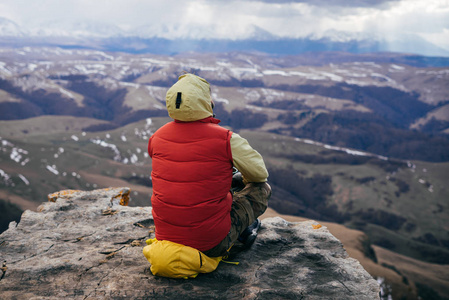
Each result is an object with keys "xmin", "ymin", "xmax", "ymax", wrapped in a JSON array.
[
  {"xmin": 0, "ymin": 116, "xmax": 110, "ymax": 138},
  {"xmin": 241, "ymin": 130, "xmax": 449, "ymax": 259},
  {"xmin": 0, "ymin": 116, "xmax": 161, "ymax": 209},
  {"xmin": 0, "ymin": 89, "xmax": 21, "ymax": 103}
]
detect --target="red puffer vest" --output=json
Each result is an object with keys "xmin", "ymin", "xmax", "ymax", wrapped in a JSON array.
[{"xmin": 148, "ymin": 117, "xmax": 234, "ymax": 252}]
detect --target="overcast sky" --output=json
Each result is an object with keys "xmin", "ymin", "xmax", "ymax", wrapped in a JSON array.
[{"xmin": 1, "ymin": 0, "xmax": 448, "ymax": 50}]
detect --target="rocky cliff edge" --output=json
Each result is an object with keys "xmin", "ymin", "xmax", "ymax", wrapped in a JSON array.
[{"xmin": 0, "ymin": 187, "xmax": 380, "ymax": 299}]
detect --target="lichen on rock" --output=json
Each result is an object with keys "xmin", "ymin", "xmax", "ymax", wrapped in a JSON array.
[{"xmin": 0, "ymin": 188, "xmax": 379, "ymax": 299}]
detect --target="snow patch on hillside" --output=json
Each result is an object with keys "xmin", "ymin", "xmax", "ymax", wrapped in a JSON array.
[
  {"xmin": 1, "ymin": 137, "xmax": 30, "ymax": 166},
  {"xmin": 295, "ymin": 137, "xmax": 388, "ymax": 160}
]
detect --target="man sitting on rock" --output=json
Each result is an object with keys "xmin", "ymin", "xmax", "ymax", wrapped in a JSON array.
[{"xmin": 148, "ymin": 73, "xmax": 271, "ymax": 258}]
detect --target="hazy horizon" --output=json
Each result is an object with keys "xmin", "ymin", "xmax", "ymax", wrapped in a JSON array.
[{"xmin": 0, "ymin": 0, "xmax": 448, "ymax": 54}]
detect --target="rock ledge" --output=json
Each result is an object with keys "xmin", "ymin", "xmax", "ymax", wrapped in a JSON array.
[{"xmin": 0, "ymin": 188, "xmax": 379, "ymax": 299}]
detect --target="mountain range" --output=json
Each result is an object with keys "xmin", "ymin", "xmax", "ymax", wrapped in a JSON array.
[
  {"xmin": 1, "ymin": 16, "xmax": 449, "ymax": 57},
  {"xmin": 1, "ymin": 45, "xmax": 449, "ymax": 299}
]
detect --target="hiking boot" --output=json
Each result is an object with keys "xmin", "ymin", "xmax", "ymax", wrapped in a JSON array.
[{"xmin": 238, "ymin": 219, "xmax": 261, "ymax": 248}]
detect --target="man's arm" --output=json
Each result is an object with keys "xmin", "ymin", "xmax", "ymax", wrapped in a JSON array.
[{"xmin": 230, "ymin": 133, "xmax": 268, "ymax": 183}]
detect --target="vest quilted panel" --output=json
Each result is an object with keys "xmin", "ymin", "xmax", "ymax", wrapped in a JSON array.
[{"xmin": 148, "ymin": 118, "xmax": 233, "ymax": 251}]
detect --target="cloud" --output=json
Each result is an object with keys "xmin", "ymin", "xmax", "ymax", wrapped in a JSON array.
[
  {"xmin": 0, "ymin": 0, "xmax": 447, "ymax": 51},
  {"xmin": 244, "ymin": 0, "xmax": 401, "ymax": 8},
  {"xmin": 361, "ymin": 0, "xmax": 449, "ymax": 36}
]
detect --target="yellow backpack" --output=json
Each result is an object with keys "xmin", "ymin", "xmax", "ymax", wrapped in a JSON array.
[{"xmin": 143, "ymin": 238, "xmax": 235, "ymax": 279}]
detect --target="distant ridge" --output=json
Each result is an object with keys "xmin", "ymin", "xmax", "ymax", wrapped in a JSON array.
[
  {"xmin": 2, "ymin": 36, "xmax": 449, "ymax": 60},
  {"xmin": 1, "ymin": 16, "xmax": 448, "ymax": 57}
]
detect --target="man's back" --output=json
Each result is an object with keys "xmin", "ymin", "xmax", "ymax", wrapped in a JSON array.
[{"xmin": 149, "ymin": 118, "xmax": 234, "ymax": 251}]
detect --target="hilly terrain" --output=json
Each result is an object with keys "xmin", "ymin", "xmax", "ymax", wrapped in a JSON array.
[
  {"xmin": 1, "ymin": 48, "xmax": 449, "ymax": 160},
  {"xmin": 1, "ymin": 47, "xmax": 449, "ymax": 299}
]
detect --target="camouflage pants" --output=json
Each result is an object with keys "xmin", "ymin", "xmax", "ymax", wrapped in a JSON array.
[{"xmin": 203, "ymin": 182, "xmax": 271, "ymax": 257}]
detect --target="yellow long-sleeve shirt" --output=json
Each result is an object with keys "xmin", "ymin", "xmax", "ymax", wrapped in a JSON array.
[{"xmin": 230, "ymin": 133, "xmax": 268, "ymax": 183}]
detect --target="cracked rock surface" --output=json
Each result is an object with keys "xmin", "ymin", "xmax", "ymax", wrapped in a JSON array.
[{"xmin": 0, "ymin": 188, "xmax": 379, "ymax": 299}]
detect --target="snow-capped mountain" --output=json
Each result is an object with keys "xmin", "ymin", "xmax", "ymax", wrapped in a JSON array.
[
  {"xmin": 131, "ymin": 23, "xmax": 275, "ymax": 41},
  {"xmin": 132, "ymin": 23, "xmax": 217, "ymax": 40},
  {"xmin": 0, "ymin": 17, "xmax": 448, "ymax": 57},
  {"xmin": 0, "ymin": 17, "xmax": 27, "ymax": 37},
  {"xmin": 28, "ymin": 20, "xmax": 125, "ymax": 38},
  {"xmin": 242, "ymin": 25, "xmax": 277, "ymax": 41},
  {"xmin": 307, "ymin": 29, "xmax": 449, "ymax": 57},
  {"xmin": 309, "ymin": 29, "xmax": 381, "ymax": 43}
]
